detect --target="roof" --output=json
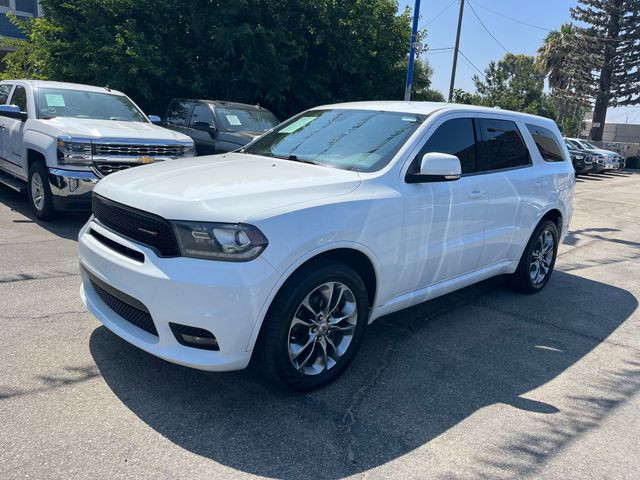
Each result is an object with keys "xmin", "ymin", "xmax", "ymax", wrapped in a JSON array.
[
  {"xmin": 171, "ymin": 99, "xmax": 272, "ymax": 111},
  {"xmin": 0, "ymin": 79, "xmax": 126, "ymax": 96},
  {"xmin": 314, "ymin": 101, "xmax": 557, "ymax": 125}
]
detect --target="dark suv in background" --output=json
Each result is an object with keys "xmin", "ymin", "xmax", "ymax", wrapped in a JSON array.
[{"xmin": 161, "ymin": 99, "xmax": 279, "ymax": 155}]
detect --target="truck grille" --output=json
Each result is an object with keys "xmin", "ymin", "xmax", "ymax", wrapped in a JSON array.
[
  {"xmin": 92, "ymin": 194, "xmax": 180, "ymax": 257},
  {"xmin": 93, "ymin": 143, "xmax": 184, "ymax": 157},
  {"xmin": 92, "ymin": 162, "xmax": 137, "ymax": 178}
]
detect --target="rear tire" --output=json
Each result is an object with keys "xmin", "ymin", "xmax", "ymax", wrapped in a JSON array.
[
  {"xmin": 508, "ymin": 219, "xmax": 558, "ymax": 293},
  {"xmin": 27, "ymin": 161, "xmax": 57, "ymax": 221},
  {"xmin": 254, "ymin": 259, "xmax": 369, "ymax": 391}
]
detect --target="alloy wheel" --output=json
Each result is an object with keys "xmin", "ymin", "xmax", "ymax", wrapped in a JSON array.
[
  {"xmin": 529, "ymin": 229, "xmax": 555, "ymax": 286},
  {"xmin": 31, "ymin": 172, "xmax": 45, "ymax": 211},
  {"xmin": 287, "ymin": 281, "xmax": 358, "ymax": 376}
]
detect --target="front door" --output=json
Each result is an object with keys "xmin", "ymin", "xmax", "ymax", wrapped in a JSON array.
[
  {"xmin": 399, "ymin": 116, "xmax": 488, "ymax": 292},
  {"xmin": 3, "ymin": 84, "xmax": 28, "ymax": 178},
  {"xmin": 186, "ymin": 103, "xmax": 217, "ymax": 155}
]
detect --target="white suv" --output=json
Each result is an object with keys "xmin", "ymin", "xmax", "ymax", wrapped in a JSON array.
[{"xmin": 79, "ymin": 101, "xmax": 574, "ymax": 390}]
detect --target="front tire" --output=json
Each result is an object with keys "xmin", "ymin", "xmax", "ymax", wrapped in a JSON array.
[
  {"xmin": 508, "ymin": 219, "xmax": 559, "ymax": 293},
  {"xmin": 255, "ymin": 260, "xmax": 369, "ymax": 391},
  {"xmin": 27, "ymin": 161, "xmax": 56, "ymax": 220}
]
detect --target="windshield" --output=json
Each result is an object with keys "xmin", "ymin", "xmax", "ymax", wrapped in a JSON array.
[
  {"xmin": 36, "ymin": 88, "xmax": 147, "ymax": 122},
  {"xmin": 215, "ymin": 107, "xmax": 279, "ymax": 132},
  {"xmin": 580, "ymin": 140, "xmax": 597, "ymax": 149},
  {"xmin": 244, "ymin": 109, "xmax": 425, "ymax": 172}
]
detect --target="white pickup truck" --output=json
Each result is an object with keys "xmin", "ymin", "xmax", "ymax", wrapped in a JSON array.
[{"xmin": 0, "ymin": 80, "xmax": 194, "ymax": 220}]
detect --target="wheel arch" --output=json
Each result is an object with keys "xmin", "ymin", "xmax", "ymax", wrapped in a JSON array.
[
  {"xmin": 541, "ymin": 208, "xmax": 563, "ymax": 234},
  {"xmin": 246, "ymin": 244, "xmax": 380, "ymax": 352}
]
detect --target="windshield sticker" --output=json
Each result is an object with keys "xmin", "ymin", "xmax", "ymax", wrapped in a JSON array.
[
  {"xmin": 226, "ymin": 114, "xmax": 242, "ymax": 126},
  {"xmin": 45, "ymin": 94, "xmax": 66, "ymax": 107},
  {"xmin": 279, "ymin": 116, "xmax": 316, "ymax": 133},
  {"xmin": 401, "ymin": 116, "xmax": 418, "ymax": 122}
]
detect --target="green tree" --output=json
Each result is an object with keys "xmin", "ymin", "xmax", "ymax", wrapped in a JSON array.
[
  {"xmin": 571, "ymin": 0, "xmax": 640, "ymax": 140},
  {"xmin": 473, "ymin": 53, "xmax": 557, "ymax": 118},
  {"xmin": 0, "ymin": 14, "xmax": 59, "ymax": 80},
  {"xmin": 4, "ymin": 0, "xmax": 431, "ymax": 119}
]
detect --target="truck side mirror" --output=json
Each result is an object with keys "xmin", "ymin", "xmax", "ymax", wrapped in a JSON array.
[
  {"xmin": 148, "ymin": 115, "xmax": 161, "ymax": 125},
  {"xmin": 193, "ymin": 121, "xmax": 216, "ymax": 137},
  {"xmin": 0, "ymin": 105, "xmax": 27, "ymax": 122}
]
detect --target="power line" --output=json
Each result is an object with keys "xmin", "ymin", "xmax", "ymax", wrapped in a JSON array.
[
  {"xmin": 468, "ymin": 0, "xmax": 626, "ymax": 43},
  {"xmin": 466, "ymin": 0, "xmax": 509, "ymax": 53},
  {"xmin": 420, "ymin": 0, "xmax": 457, "ymax": 28},
  {"xmin": 468, "ymin": 0, "xmax": 552, "ymax": 32},
  {"xmin": 458, "ymin": 49, "xmax": 486, "ymax": 79}
]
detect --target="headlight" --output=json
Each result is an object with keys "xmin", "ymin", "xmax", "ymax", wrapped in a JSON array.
[
  {"xmin": 180, "ymin": 142, "xmax": 195, "ymax": 157},
  {"xmin": 172, "ymin": 221, "xmax": 268, "ymax": 261},
  {"xmin": 573, "ymin": 154, "xmax": 584, "ymax": 160},
  {"xmin": 57, "ymin": 136, "xmax": 93, "ymax": 166}
]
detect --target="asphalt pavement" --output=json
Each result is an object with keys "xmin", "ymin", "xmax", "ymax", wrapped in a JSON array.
[{"xmin": 1, "ymin": 170, "xmax": 639, "ymax": 479}]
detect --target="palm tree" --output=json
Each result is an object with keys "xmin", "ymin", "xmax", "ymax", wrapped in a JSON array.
[{"xmin": 536, "ymin": 23, "xmax": 591, "ymax": 126}]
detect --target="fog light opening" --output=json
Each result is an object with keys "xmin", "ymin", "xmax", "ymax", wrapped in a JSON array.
[{"xmin": 169, "ymin": 322, "xmax": 220, "ymax": 351}]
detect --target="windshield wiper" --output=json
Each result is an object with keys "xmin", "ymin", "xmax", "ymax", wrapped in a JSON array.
[{"xmin": 278, "ymin": 154, "xmax": 324, "ymax": 166}]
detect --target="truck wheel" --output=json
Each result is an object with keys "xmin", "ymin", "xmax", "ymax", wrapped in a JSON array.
[
  {"xmin": 508, "ymin": 219, "xmax": 558, "ymax": 293},
  {"xmin": 27, "ymin": 161, "xmax": 56, "ymax": 220},
  {"xmin": 255, "ymin": 260, "xmax": 369, "ymax": 391}
]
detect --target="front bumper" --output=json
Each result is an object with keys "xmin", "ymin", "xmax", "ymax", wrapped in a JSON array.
[
  {"xmin": 78, "ymin": 219, "xmax": 280, "ymax": 371},
  {"xmin": 48, "ymin": 168, "xmax": 98, "ymax": 211}
]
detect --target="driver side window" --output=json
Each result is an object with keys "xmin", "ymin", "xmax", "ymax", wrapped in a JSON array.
[
  {"xmin": 410, "ymin": 118, "xmax": 477, "ymax": 174},
  {"xmin": 9, "ymin": 85, "xmax": 28, "ymax": 114}
]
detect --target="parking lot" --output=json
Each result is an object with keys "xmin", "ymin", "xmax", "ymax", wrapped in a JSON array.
[{"xmin": 1, "ymin": 170, "xmax": 639, "ymax": 479}]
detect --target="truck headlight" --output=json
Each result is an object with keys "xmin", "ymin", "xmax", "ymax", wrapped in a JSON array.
[
  {"xmin": 57, "ymin": 136, "xmax": 93, "ymax": 166},
  {"xmin": 180, "ymin": 141, "xmax": 195, "ymax": 157},
  {"xmin": 171, "ymin": 221, "xmax": 268, "ymax": 261}
]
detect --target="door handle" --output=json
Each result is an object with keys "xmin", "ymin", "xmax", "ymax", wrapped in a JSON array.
[
  {"xmin": 535, "ymin": 181, "xmax": 548, "ymax": 188},
  {"xmin": 468, "ymin": 190, "xmax": 487, "ymax": 199}
]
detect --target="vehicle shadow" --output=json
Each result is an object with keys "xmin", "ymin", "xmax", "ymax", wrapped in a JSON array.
[
  {"xmin": 0, "ymin": 184, "xmax": 90, "ymax": 241},
  {"xmin": 89, "ymin": 271, "xmax": 638, "ymax": 479}
]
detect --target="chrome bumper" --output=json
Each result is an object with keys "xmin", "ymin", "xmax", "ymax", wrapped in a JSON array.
[{"xmin": 48, "ymin": 168, "xmax": 99, "ymax": 211}]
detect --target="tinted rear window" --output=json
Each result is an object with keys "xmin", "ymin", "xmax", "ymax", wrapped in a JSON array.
[
  {"xmin": 478, "ymin": 119, "xmax": 530, "ymax": 171},
  {"xmin": 527, "ymin": 124, "xmax": 565, "ymax": 162}
]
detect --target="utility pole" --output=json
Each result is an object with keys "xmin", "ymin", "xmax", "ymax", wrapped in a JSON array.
[
  {"xmin": 448, "ymin": 0, "xmax": 465, "ymax": 102},
  {"xmin": 404, "ymin": 0, "xmax": 421, "ymax": 101}
]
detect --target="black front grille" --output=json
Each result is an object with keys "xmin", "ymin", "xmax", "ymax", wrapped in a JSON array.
[
  {"xmin": 92, "ymin": 194, "xmax": 180, "ymax": 257},
  {"xmin": 89, "ymin": 277, "xmax": 158, "ymax": 336}
]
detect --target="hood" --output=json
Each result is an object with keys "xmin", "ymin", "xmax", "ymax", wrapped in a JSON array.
[
  {"xmin": 94, "ymin": 152, "xmax": 362, "ymax": 222},
  {"xmin": 217, "ymin": 130, "xmax": 263, "ymax": 146},
  {"xmin": 43, "ymin": 117, "xmax": 192, "ymax": 142}
]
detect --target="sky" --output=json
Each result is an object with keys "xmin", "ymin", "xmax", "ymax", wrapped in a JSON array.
[{"xmin": 398, "ymin": 0, "xmax": 580, "ymax": 95}]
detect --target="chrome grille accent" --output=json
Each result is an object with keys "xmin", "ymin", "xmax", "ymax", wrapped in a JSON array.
[
  {"xmin": 93, "ymin": 143, "xmax": 184, "ymax": 157},
  {"xmin": 93, "ymin": 162, "xmax": 138, "ymax": 177}
]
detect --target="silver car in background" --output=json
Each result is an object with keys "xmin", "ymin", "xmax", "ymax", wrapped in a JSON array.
[{"xmin": 565, "ymin": 138, "xmax": 619, "ymax": 172}]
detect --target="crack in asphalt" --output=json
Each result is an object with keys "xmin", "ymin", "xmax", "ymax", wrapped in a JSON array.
[
  {"xmin": 0, "ymin": 310, "xmax": 86, "ymax": 320},
  {"xmin": 475, "ymin": 300, "xmax": 640, "ymax": 354},
  {"xmin": 0, "ymin": 271, "xmax": 78, "ymax": 284}
]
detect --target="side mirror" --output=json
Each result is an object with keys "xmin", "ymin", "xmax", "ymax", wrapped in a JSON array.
[
  {"xmin": 148, "ymin": 115, "xmax": 162, "ymax": 125},
  {"xmin": 193, "ymin": 121, "xmax": 216, "ymax": 137},
  {"xmin": 406, "ymin": 152, "xmax": 462, "ymax": 183},
  {"xmin": 0, "ymin": 105, "xmax": 27, "ymax": 121}
]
